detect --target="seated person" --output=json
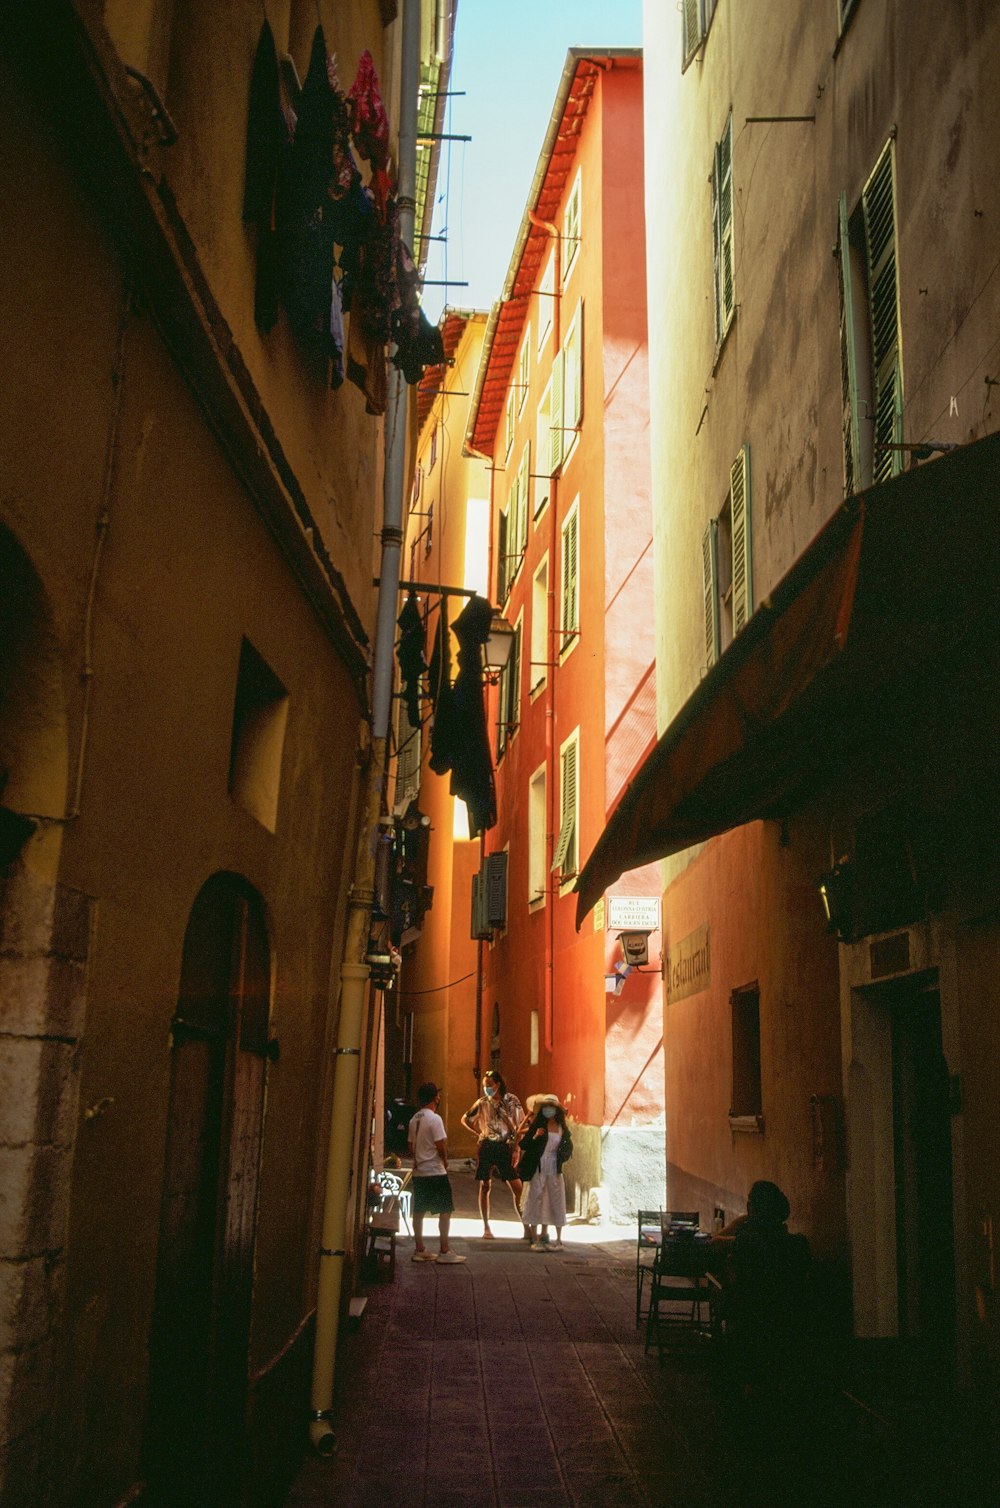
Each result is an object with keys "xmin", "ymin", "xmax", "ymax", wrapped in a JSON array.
[{"xmin": 718, "ymin": 1181, "xmax": 811, "ymax": 1384}]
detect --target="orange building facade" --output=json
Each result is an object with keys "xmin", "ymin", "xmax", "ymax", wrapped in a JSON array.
[{"xmin": 465, "ymin": 51, "xmax": 664, "ymax": 1221}]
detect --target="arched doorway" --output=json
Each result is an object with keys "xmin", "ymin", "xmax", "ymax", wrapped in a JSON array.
[{"xmin": 144, "ymin": 874, "xmax": 272, "ymax": 1505}]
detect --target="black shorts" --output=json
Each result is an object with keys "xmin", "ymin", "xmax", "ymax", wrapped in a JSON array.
[
  {"xmin": 412, "ymin": 1174, "xmax": 454, "ymax": 1216},
  {"xmin": 475, "ymin": 1140, "xmax": 518, "ymax": 1183}
]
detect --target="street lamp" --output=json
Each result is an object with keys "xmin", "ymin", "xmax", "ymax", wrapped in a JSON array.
[{"xmin": 482, "ymin": 612, "xmax": 516, "ymax": 680}]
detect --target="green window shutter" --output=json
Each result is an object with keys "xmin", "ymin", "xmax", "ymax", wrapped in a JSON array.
[
  {"xmin": 730, "ymin": 445, "xmax": 752, "ymax": 634},
  {"xmin": 550, "ymin": 349, "xmax": 564, "ymax": 474},
  {"xmin": 497, "ymin": 508, "xmax": 508, "ymax": 604},
  {"xmin": 702, "ymin": 519, "xmax": 720, "ymax": 668},
  {"xmin": 552, "ymin": 739, "xmax": 578, "ymax": 875},
  {"xmin": 862, "ymin": 145, "xmax": 902, "ymax": 483},
  {"xmin": 562, "ymin": 509, "xmax": 579, "ymax": 644},
  {"xmin": 838, "ymin": 191, "xmax": 862, "ymax": 496},
  {"xmin": 719, "ymin": 115, "xmax": 734, "ymax": 331},
  {"xmin": 506, "ymin": 623, "xmax": 521, "ymax": 735},
  {"xmin": 518, "ymin": 446, "xmax": 530, "ymax": 553},
  {"xmin": 565, "ymin": 305, "xmax": 583, "ymax": 433},
  {"xmin": 682, "ymin": 0, "xmax": 702, "ymax": 68}
]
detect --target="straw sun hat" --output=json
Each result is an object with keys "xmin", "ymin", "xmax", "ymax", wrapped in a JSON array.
[{"xmin": 525, "ymin": 1092, "xmax": 562, "ymax": 1112}]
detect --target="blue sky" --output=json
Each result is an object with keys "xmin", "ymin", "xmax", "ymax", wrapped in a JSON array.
[{"xmin": 421, "ymin": 0, "xmax": 643, "ymax": 321}]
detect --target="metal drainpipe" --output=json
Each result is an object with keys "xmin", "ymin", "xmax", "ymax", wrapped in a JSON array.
[
  {"xmin": 528, "ymin": 210, "xmax": 561, "ymax": 1057},
  {"xmin": 309, "ymin": 0, "xmax": 420, "ymax": 1456}
]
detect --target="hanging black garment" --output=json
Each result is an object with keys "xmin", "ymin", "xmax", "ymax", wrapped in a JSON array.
[
  {"xmin": 278, "ymin": 26, "xmax": 338, "ymax": 362},
  {"xmin": 393, "ymin": 305, "xmax": 446, "ymax": 386},
  {"xmin": 396, "ymin": 592, "xmax": 427, "ymax": 729},
  {"xmin": 243, "ymin": 20, "xmax": 292, "ymax": 331},
  {"xmin": 448, "ymin": 595, "xmax": 497, "ymax": 837},
  {"xmin": 428, "ymin": 597, "xmax": 456, "ymax": 775}
]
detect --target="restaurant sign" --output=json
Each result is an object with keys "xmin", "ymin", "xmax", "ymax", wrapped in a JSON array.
[
  {"xmin": 607, "ymin": 895, "xmax": 661, "ymax": 932},
  {"xmin": 666, "ymin": 924, "xmax": 711, "ymax": 1004}
]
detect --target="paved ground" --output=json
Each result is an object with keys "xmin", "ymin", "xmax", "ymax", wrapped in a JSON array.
[{"xmin": 284, "ymin": 1172, "xmax": 996, "ymax": 1508}]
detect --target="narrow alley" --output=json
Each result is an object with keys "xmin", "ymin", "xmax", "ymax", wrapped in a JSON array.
[{"xmin": 285, "ymin": 1174, "xmax": 993, "ymax": 1508}]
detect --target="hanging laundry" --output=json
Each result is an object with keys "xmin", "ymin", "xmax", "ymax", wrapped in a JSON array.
[
  {"xmin": 329, "ymin": 273, "xmax": 345, "ymax": 388},
  {"xmin": 393, "ymin": 304, "xmax": 446, "ymax": 386},
  {"xmin": 346, "ymin": 50, "xmax": 391, "ymax": 221},
  {"xmin": 447, "ymin": 595, "xmax": 498, "ymax": 836},
  {"xmin": 243, "ymin": 19, "xmax": 293, "ymax": 332},
  {"xmin": 345, "ymin": 195, "xmax": 396, "ymax": 414},
  {"xmin": 396, "ymin": 592, "xmax": 427, "ymax": 728}
]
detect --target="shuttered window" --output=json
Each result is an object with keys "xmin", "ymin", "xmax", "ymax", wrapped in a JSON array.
[
  {"xmin": 550, "ymin": 346, "xmax": 564, "ymax": 474},
  {"xmin": 395, "ymin": 699, "xmax": 422, "ymax": 801},
  {"xmin": 530, "ymin": 556, "xmax": 548, "ymax": 693},
  {"xmin": 563, "ymin": 303, "xmax": 584, "ymax": 449},
  {"xmin": 537, "ymin": 253, "xmax": 555, "ymax": 352},
  {"xmin": 517, "ymin": 444, "xmax": 531, "ymax": 556},
  {"xmin": 504, "ymin": 387, "xmax": 515, "ymax": 461},
  {"xmin": 560, "ymin": 503, "xmax": 579, "ymax": 650},
  {"xmin": 529, "ymin": 764, "xmax": 547, "ymax": 905},
  {"xmin": 562, "ymin": 173, "xmax": 581, "ymax": 285},
  {"xmin": 683, "ymin": 0, "xmax": 717, "ymax": 68},
  {"xmin": 497, "ymin": 617, "xmax": 521, "ymax": 759},
  {"xmin": 552, "ymin": 732, "xmax": 579, "ymax": 878},
  {"xmin": 518, "ymin": 329, "xmax": 530, "ymax": 414},
  {"xmin": 837, "ymin": 191, "xmax": 863, "ymax": 497},
  {"xmin": 702, "ymin": 518, "xmax": 720, "ymax": 669},
  {"xmin": 536, "ymin": 383, "xmax": 552, "ymax": 516},
  {"xmin": 730, "ymin": 444, "xmax": 753, "ymax": 634},
  {"xmin": 712, "ymin": 113, "xmax": 735, "ymax": 343},
  {"xmin": 497, "ymin": 507, "xmax": 509, "ymax": 604},
  {"xmin": 862, "ymin": 144, "xmax": 902, "ymax": 484}
]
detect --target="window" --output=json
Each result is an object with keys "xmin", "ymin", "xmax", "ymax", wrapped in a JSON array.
[
  {"xmin": 395, "ymin": 697, "xmax": 422, "ymax": 803},
  {"xmin": 497, "ymin": 504, "xmax": 510, "ymax": 604},
  {"xmin": 516, "ymin": 444, "xmax": 531, "ymax": 560},
  {"xmin": 682, "ymin": 0, "xmax": 717, "ymax": 71},
  {"xmin": 711, "ymin": 112, "xmax": 735, "ymax": 344},
  {"xmin": 537, "ymin": 252, "xmax": 555, "ymax": 352},
  {"xmin": 529, "ymin": 763, "xmax": 547, "ymax": 906},
  {"xmin": 412, "ymin": 464, "xmax": 422, "ymax": 504},
  {"xmin": 429, "ymin": 424, "xmax": 438, "ymax": 470},
  {"xmin": 552, "ymin": 730, "xmax": 579, "ymax": 883},
  {"xmin": 517, "ymin": 329, "xmax": 530, "ymax": 414},
  {"xmin": 562, "ymin": 172, "xmax": 581, "ymax": 285},
  {"xmin": 730, "ymin": 984, "xmax": 762, "ymax": 1125},
  {"xmin": 530, "ymin": 556, "xmax": 549, "ymax": 693},
  {"xmin": 535, "ymin": 384, "xmax": 552, "ymax": 518},
  {"xmin": 702, "ymin": 446, "xmax": 752, "ymax": 668},
  {"xmin": 530, "ymin": 1009, "xmax": 540, "ymax": 1065},
  {"xmin": 561, "ymin": 302, "xmax": 584, "ymax": 462},
  {"xmin": 504, "ymin": 386, "xmax": 515, "ymax": 461},
  {"xmin": 496, "ymin": 616, "xmax": 521, "ymax": 759},
  {"xmin": 424, "ymin": 501, "xmax": 433, "ymax": 558},
  {"xmin": 560, "ymin": 502, "xmax": 579, "ymax": 652},
  {"xmin": 228, "ymin": 639, "xmax": 289, "ymax": 833},
  {"xmin": 838, "ymin": 143, "xmax": 902, "ymax": 494}
]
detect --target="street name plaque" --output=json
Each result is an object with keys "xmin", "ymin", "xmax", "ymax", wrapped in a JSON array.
[{"xmin": 607, "ymin": 895, "xmax": 661, "ymax": 932}]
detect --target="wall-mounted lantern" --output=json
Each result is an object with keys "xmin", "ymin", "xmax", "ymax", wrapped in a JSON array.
[{"xmin": 482, "ymin": 612, "xmax": 516, "ymax": 680}]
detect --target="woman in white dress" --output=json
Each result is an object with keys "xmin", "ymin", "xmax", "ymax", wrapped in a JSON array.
[{"xmin": 518, "ymin": 1095, "xmax": 573, "ymax": 1250}]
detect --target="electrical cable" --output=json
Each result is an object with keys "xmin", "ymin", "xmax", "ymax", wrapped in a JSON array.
[{"xmin": 403, "ymin": 969, "xmax": 476, "ymax": 996}]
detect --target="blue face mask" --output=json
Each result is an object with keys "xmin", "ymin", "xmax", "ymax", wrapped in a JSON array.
[
  {"xmin": 484, "ymin": 1086, "xmax": 496, "ymax": 1098},
  {"xmin": 542, "ymin": 1106, "xmax": 557, "ymax": 1120}
]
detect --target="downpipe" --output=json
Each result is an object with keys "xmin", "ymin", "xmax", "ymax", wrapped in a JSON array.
[{"xmin": 309, "ymin": 0, "xmax": 420, "ymax": 1456}]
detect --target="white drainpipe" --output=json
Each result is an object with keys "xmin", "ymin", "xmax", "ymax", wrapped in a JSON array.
[{"xmin": 309, "ymin": 0, "xmax": 420, "ymax": 1455}]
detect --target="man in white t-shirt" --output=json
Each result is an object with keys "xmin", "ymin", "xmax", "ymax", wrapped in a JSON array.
[{"xmin": 407, "ymin": 1082, "xmax": 466, "ymax": 1264}]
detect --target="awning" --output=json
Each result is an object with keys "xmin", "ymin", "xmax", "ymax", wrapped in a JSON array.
[{"xmin": 575, "ymin": 431, "xmax": 1000, "ymax": 927}]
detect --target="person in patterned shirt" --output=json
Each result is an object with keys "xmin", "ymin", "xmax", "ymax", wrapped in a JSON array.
[{"xmin": 461, "ymin": 1071, "xmax": 526, "ymax": 1239}]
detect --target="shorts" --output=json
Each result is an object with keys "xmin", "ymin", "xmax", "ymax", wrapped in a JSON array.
[
  {"xmin": 475, "ymin": 1140, "xmax": 518, "ymax": 1183},
  {"xmin": 412, "ymin": 1174, "xmax": 454, "ymax": 1216}
]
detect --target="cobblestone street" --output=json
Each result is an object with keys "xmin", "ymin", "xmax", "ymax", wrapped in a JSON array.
[{"xmin": 283, "ymin": 1174, "xmax": 994, "ymax": 1508}]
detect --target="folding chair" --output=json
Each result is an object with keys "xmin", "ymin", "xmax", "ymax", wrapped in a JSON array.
[
  {"xmin": 636, "ymin": 1209, "xmax": 663, "ymax": 1326},
  {"xmin": 376, "ymin": 1170, "xmax": 412, "ymax": 1235}
]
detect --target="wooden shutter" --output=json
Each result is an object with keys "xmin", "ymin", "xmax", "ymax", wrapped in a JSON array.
[
  {"xmin": 717, "ymin": 115, "xmax": 734, "ymax": 333},
  {"xmin": 862, "ymin": 145, "xmax": 902, "ymax": 484},
  {"xmin": 552, "ymin": 739, "xmax": 578, "ymax": 874},
  {"xmin": 702, "ymin": 519, "xmax": 720, "ymax": 668},
  {"xmin": 730, "ymin": 445, "xmax": 752, "ymax": 634},
  {"xmin": 497, "ymin": 507, "xmax": 508, "ymax": 604},
  {"xmin": 682, "ymin": 0, "xmax": 702, "ymax": 67},
  {"xmin": 485, "ymin": 852, "xmax": 509, "ymax": 929},
  {"xmin": 561, "ymin": 509, "xmax": 579, "ymax": 644},
  {"xmin": 837, "ymin": 191, "xmax": 862, "ymax": 497},
  {"xmin": 550, "ymin": 349, "xmax": 564, "ymax": 473},
  {"xmin": 504, "ymin": 622, "xmax": 521, "ymax": 738},
  {"xmin": 566, "ymin": 305, "xmax": 583, "ymax": 434},
  {"xmin": 518, "ymin": 446, "xmax": 530, "ymax": 554}
]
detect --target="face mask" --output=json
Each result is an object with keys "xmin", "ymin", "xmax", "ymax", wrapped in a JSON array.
[
  {"xmin": 484, "ymin": 1085, "xmax": 496, "ymax": 1098},
  {"xmin": 542, "ymin": 1106, "xmax": 557, "ymax": 1120}
]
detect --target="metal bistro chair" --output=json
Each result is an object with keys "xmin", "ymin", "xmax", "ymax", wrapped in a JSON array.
[
  {"xmin": 636, "ymin": 1209, "xmax": 663, "ymax": 1326},
  {"xmin": 375, "ymin": 1170, "xmax": 412, "ymax": 1235},
  {"xmin": 644, "ymin": 1213, "xmax": 711, "ymax": 1363}
]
